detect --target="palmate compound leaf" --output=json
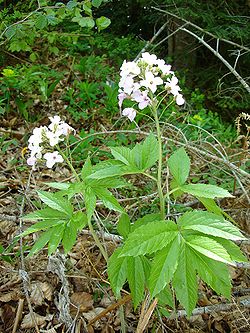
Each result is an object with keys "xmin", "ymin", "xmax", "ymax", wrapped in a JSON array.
[
  {"xmin": 110, "ymin": 146, "xmax": 134, "ymax": 166},
  {"xmin": 93, "ymin": 187, "xmax": 124, "ymax": 213},
  {"xmin": 20, "ymin": 219, "xmax": 65, "ymax": 238},
  {"xmin": 28, "ymin": 228, "xmax": 54, "ymax": 257},
  {"xmin": 117, "ymin": 214, "xmax": 131, "ymax": 238},
  {"xmin": 108, "ymin": 248, "xmax": 127, "ymax": 297},
  {"xmin": 132, "ymin": 133, "xmax": 159, "ymax": 170},
  {"xmin": 84, "ymin": 186, "xmax": 96, "ymax": 221},
  {"xmin": 167, "ymin": 147, "xmax": 190, "ymax": 186},
  {"xmin": 178, "ymin": 210, "xmax": 246, "ymax": 241},
  {"xmin": 149, "ymin": 235, "xmax": 180, "ymax": 298},
  {"xmin": 48, "ymin": 223, "xmax": 65, "ymax": 255},
  {"xmin": 189, "ymin": 248, "xmax": 231, "ymax": 298},
  {"xmin": 180, "ymin": 184, "xmax": 233, "ymax": 199},
  {"xmin": 22, "ymin": 207, "xmax": 68, "ymax": 221},
  {"xmin": 197, "ymin": 197, "xmax": 235, "ymax": 223},
  {"xmin": 127, "ymin": 256, "xmax": 146, "ymax": 308},
  {"xmin": 210, "ymin": 237, "xmax": 248, "ymax": 263},
  {"xmin": 37, "ymin": 190, "xmax": 73, "ymax": 216},
  {"xmin": 172, "ymin": 243, "xmax": 198, "ymax": 317},
  {"xmin": 185, "ymin": 235, "xmax": 234, "ymax": 266},
  {"xmin": 119, "ymin": 220, "xmax": 178, "ymax": 257},
  {"xmin": 62, "ymin": 212, "xmax": 88, "ymax": 254}
]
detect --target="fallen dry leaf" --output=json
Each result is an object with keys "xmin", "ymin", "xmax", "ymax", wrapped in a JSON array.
[
  {"xmin": 70, "ymin": 291, "xmax": 94, "ymax": 315},
  {"xmin": 30, "ymin": 281, "xmax": 53, "ymax": 305},
  {"xmin": 0, "ymin": 289, "xmax": 22, "ymax": 302},
  {"xmin": 21, "ymin": 312, "xmax": 53, "ymax": 329}
]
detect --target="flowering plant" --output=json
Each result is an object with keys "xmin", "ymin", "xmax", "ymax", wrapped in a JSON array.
[{"xmin": 21, "ymin": 53, "xmax": 247, "ymax": 321}]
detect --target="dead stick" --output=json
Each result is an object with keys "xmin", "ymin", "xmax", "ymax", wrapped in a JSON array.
[
  {"xmin": 88, "ymin": 294, "xmax": 131, "ymax": 326},
  {"xmin": 136, "ymin": 298, "xmax": 158, "ymax": 333},
  {"xmin": 12, "ymin": 298, "xmax": 24, "ymax": 333}
]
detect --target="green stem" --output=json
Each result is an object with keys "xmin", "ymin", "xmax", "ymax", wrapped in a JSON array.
[
  {"xmin": 58, "ymin": 147, "xmax": 109, "ymax": 262},
  {"xmin": 150, "ymin": 97, "xmax": 165, "ymax": 220}
]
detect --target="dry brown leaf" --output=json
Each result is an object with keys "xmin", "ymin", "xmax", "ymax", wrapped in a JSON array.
[
  {"xmin": 70, "ymin": 291, "xmax": 94, "ymax": 315},
  {"xmin": 0, "ymin": 289, "xmax": 22, "ymax": 302},
  {"xmin": 82, "ymin": 307, "xmax": 105, "ymax": 321},
  {"xmin": 99, "ymin": 295, "xmax": 115, "ymax": 308},
  {"xmin": 0, "ymin": 303, "xmax": 16, "ymax": 330},
  {"xmin": 30, "ymin": 281, "xmax": 53, "ymax": 305},
  {"xmin": 21, "ymin": 312, "xmax": 53, "ymax": 329}
]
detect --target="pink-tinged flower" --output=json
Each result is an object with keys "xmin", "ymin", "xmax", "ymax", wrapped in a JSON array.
[
  {"xmin": 119, "ymin": 75, "xmax": 134, "ymax": 94},
  {"xmin": 140, "ymin": 72, "xmax": 163, "ymax": 93},
  {"xmin": 141, "ymin": 52, "xmax": 158, "ymax": 65},
  {"xmin": 131, "ymin": 90, "xmax": 151, "ymax": 110},
  {"xmin": 122, "ymin": 108, "xmax": 136, "ymax": 122},
  {"xmin": 118, "ymin": 92, "xmax": 128, "ymax": 108},
  {"xmin": 176, "ymin": 94, "xmax": 185, "ymax": 105},
  {"xmin": 59, "ymin": 122, "xmax": 75, "ymax": 136},
  {"xmin": 43, "ymin": 151, "xmax": 63, "ymax": 168},
  {"xmin": 27, "ymin": 156, "xmax": 37, "ymax": 167}
]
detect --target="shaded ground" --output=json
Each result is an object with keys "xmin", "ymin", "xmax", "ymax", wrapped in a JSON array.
[{"xmin": 0, "ymin": 115, "xmax": 249, "ymax": 333}]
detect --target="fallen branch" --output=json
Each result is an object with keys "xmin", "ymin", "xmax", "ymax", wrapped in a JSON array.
[{"xmin": 169, "ymin": 297, "xmax": 250, "ymax": 319}]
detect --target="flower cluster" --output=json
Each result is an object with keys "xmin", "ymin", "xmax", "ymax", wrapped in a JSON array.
[
  {"xmin": 118, "ymin": 52, "xmax": 185, "ymax": 121},
  {"xmin": 27, "ymin": 116, "xmax": 75, "ymax": 169}
]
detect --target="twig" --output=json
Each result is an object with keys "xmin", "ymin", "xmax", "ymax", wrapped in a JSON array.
[
  {"xmin": 87, "ymin": 294, "xmax": 131, "ymax": 326},
  {"xmin": 12, "ymin": 298, "xmax": 24, "ymax": 333},
  {"xmin": 134, "ymin": 22, "xmax": 168, "ymax": 61},
  {"xmin": 169, "ymin": 297, "xmax": 250, "ymax": 319},
  {"xmin": 136, "ymin": 297, "xmax": 158, "ymax": 333},
  {"xmin": 151, "ymin": 7, "xmax": 250, "ymax": 53},
  {"xmin": 181, "ymin": 27, "xmax": 250, "ymax": 94}
]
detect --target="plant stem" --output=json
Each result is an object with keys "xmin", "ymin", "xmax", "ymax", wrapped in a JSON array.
[
  {"xmin": 151, "ymin": 98, "xmax": 165, "ymax": 220},
  {"xmin": 58, "ymin": 147, "xmax": 109, "ymax": 262}
]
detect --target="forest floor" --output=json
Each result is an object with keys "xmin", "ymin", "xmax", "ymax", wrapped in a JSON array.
[{"xmin": 0, "ymin": 111, "xmax": 249, "ymax": 333}]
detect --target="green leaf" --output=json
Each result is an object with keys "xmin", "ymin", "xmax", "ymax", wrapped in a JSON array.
[
  {"xmin": 108, "ymin": 248, "xmax": 127, "ymax": 297},
  {"xmin": 37, "ymin": 190, "xmax": 73, "ymax": 216},
  {"xmin": 84, "ymin": 187, "xmax": 96, "ymax": 221},
  {"xmin": 157, "ymin": 284, "xmax": 174, "ymax": 308},
  {"xmin": 127, "ymin": 256, "xmax": 145, "ymax": 308},
  {"xmin": 76, "ymin": 17, "xmax": 95, "ymax": 28},
  {"xmin": 86, "ymin": 177, "xmax": 127, "ymax": 189},
  {"xmin": 132, "ymin": 133, "xmax": 158, "ymax": 170},
  {"xmin": 22, "ymin": 207, "xmax": 67, "ymax": 221},
  {"xmin": 186, "ymin": 235, "xmax": 233, "ymax": 265},
  {"xmin": 62, "ymin": 212, "xmax": 87, "ymax": 254},
  {"xmin": 173, "ymin": 243, "xmax": 198, "ymax": 317},
  {"xmin": 131, "ymin": 213, "xmax": 161, "ymax": 231},
  {"xmin": 168, "ymin": 147, "xmax": 190, "ymax": 185},
  {"xmin": 5, "ymin": 26, "xmax": 17, "ymax": 39},
  {"xmin": 181, "ymin": 184, "xmax": 233, "ymax": 199},
  {"xmin": 20, "ymin": 219, "xmax": 65, "ymax": 237},
  {"xmin": 45, "ymin": 182, "xmax": 70, "ymax": 190},
  {"xmin": 197, "ymin": 197, "xmax": 222, "ymax": 215},
  {"xmin": 81, "ymin": 156, "xmax": 92, "ymax": 180},
  {"xmin": 89, "ymin": 164, "xmax": 139, "ymax": 179},
  {"xmin": 35, "ymin": 14, "xmax": 47, "ymax": 29},
  {"xmin": 190, "ymin": 249, "xmax": 231, "ymax": 298},
  {"xmin": 28, "ymin": 228, "xmax": 54, "ymax": 257},
  {"xmin": 179, "ymin": 210, "xmax": 246, "ymax": 241},
  {"xmin": 48, "ymin": 223, "xmax": 65, "ymax": 255},
  {"xmin": 117, "ymin": 214, "xmax": 131, "ymax": 238},
  {"xmin": 96, "ymin": 16, "xmax": 111, "ymax": 31},
  {"xmin": 120, "ymin": 221, "xmax": 178, "ymax": 257},
  {"xmin": 149, "ymin": 236, "xmax": 180, "ymax": 297},
  {"xmin": 92, "ymin": 0, "xmax": 103, "ymax": 7},
  {"xmin": 110, "ymin": 146, "xmax": 134, "ymax": 166},
  {"xmin": 211, "ymin": 237, "xmax": 248, "ymax": 263},
  {"xmin": 94, "ymin": 187, "xmax": 124, "ymax": 213}
]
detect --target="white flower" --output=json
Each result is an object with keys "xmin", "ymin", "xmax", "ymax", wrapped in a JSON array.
[
  {"xmin": 59, "ymin": 122, "xmax": 75, "ymax": 136},
  {"xmin": 140, "ymin": 71, "xmax": 163, "ymax": 93},
  {"xmin": 120, "ymin": 60, "xmax": 140, "ymax": 76},
  {"xmin": 43, "ymin": 151, "xmax": 64, "ymax": 168},
  {"xmin": 141, "ymin": 52, "xmax": 158, "ymax": 65},
  {"xmin": 122, "ymin": 107, "xmax": 137, "ymax": 122},
  {"xmin": 176, "ymin": 94, "xmax": 185, "ymax": 105},
  {"xmin": 118, "ymin": 92, "xmax": 128, "ymax": 108},
  {"xmin": 119, "ymin": 75, "xmax": 134, "ymax": 94},
  {"xmin": 27, "ymin": 156, "xmax": 37, "ymax": 167},
  {"xmin": 46, "ymin": 130, "xmax": 63, "ymax": 147},
  {"xmin": 131, "ymin": 90, "xmax": 151, "ymax": 110},
  {"xmin": 165, "ymin": 75, "xmax": 181, "ymax": 96},
  {"xmin": 156, "ymin": 59, "xmax": 172, "ymax": 75}
]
